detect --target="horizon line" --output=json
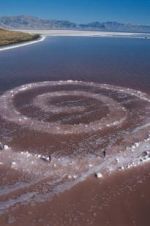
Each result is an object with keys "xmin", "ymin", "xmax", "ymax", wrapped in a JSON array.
[{"xmin": 0, "ymin": 14, "xmax": 150, "ymax": 27}]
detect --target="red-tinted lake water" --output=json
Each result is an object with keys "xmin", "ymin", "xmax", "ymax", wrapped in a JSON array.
[{"xmin": 0, "ymin": 37, "xmax": 150, "ymax": 226}]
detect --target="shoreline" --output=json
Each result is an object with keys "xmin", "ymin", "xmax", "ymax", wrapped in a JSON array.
[
  {"xmin": 16, "ymin": 29, "xmax": 150, "ymax": 39},
  {"xmin": 0, "ymin": 30, "xmax": 149, "ymax": 52},
  {"xmin": 0, "ymin": 35, "xmax": 46, "ymax": 52}
]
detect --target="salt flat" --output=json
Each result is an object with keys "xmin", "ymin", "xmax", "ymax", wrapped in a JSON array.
[{"xmin": 15, "ymin": 29, "xmax": 150, "ymax": 39}]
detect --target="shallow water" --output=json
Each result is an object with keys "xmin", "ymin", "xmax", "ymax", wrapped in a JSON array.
[
  {"xmin": 0, "ymin": 37, "xmax": 150, "ymax": 225},
  {"xmin": 0, "ymin": 37, "xmax": 150, "ymax": 92}
]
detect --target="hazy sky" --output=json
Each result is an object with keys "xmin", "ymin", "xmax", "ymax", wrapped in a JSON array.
[{"xmin": 0, "ymin": 0, "xmax": 150, "ymax": 25}]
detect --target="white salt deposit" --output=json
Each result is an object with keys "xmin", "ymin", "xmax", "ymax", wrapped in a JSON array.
[
  {"xmin": 95, "ymin": 172, "xmax": 103, "ymax": 178},
  {"xmin": 0, "ymin": 80, "xmax": 150, "ymax": 212},
  {"xmin": 0, "ymin": 36, "xmax": 46, "ymax": 52}
]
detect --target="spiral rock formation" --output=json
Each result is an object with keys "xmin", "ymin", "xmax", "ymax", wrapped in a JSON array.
[{"xmin": 0, "ymin": 80, "xmax": 150, "ymax": 213}]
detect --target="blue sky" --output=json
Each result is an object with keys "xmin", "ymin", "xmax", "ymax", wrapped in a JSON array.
[{"xmin": 0, "ymin": 0, "xmax": 150, "ymax": 25}]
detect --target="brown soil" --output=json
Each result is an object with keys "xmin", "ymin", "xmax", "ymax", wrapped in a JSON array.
[{"xmin": 0, "ymin": 28, "xmax": 39, "ymax": 47}]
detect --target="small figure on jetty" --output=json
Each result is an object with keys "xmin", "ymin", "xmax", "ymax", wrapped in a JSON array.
[
  {"xmin": 102, "ymin": 150, "xmax": 106, "ymax": 158},
  {"xmin": 0, "ymin": 143, "xmax": 8, "ymax": 151},
  {"xmin": 0, "ymin": 142, "xmax": 4, "ymax": 151}
]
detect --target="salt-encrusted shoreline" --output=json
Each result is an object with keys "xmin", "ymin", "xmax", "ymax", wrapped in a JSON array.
[
  {"xmin": 16, "ymin": 29, "xmax": 150, "ymax": 39},
  {"xmin": 0, "ymin": 35, "xmax": 46, "ymax": 52},
  {"xmin": 0, "ymin": 30, "xmax": 149, "ymax": 52}
]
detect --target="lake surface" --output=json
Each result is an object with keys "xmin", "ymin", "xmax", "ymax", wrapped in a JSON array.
[
  {"xmin": 0, "ymin": 37, "xmax": 150, "ymax": 93},
  {"xmin": 0, "ymin": 37, "xmax": 150, "ymax": 226}
]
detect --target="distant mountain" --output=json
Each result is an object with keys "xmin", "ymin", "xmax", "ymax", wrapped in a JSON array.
[
  {"xmin": 0, "ymin": 15, "xmax": 150, "ymax": 33},
  {"xmin": 0, "ymin": 15, "xmax": 77, "ymax": 30},
  {"xmin": 84, "ymin": 21, "xmax": 150, "ymax": 33}
]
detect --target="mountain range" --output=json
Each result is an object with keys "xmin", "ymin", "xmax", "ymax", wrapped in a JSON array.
[{"xmin": 0, "ymin": 15, "xmax": 150, "ymax": 33}]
